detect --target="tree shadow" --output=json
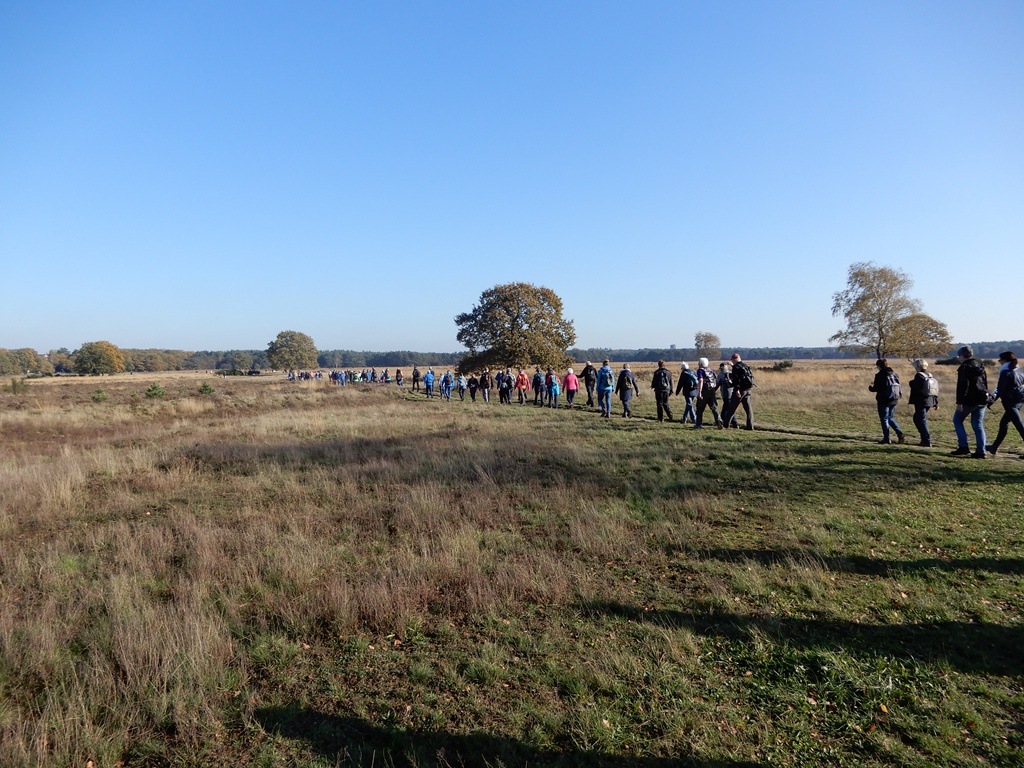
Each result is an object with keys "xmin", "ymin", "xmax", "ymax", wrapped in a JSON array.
[
  {"xmin": 254, "ymin": 705, "xmax": 766, "ymax": 768},
  {"xmin": 579, "ymin": 599, "xmax": 1024, "ymax": 678},
  {"xmin": 668, "ymin": 546, "xmax": 1024, "ymax": 577},
  {"xmin": 175, "ymin": 424, "xmax": 1013, "ymax": 502}
]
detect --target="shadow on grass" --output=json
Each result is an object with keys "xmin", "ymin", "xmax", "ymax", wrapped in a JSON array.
[
  {"xmin": 178, "ymin": 425, "xmax": 1013, "ymax": 500},
  {"xmin": 580, "ymin": 600, "xmax": 1024, "ymax": 678},
  {"xmin": 670, "ymin": 546, "xmax": 1024, "ymax": 576},
  {"xmin": 254, "ymin": 705, "xmax": 766, "ymax": 767}
]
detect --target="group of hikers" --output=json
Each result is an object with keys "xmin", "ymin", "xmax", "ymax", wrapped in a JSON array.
[
  {"xmin": 871, "ymin": 346, "xmax": 1024, "ymax": 459},
  {"xmin": 291, "ymin": 345, "xmax": 1024, "ymax": 459},
  {"xmin": 404, "ymin": 354, "xmax": 758, "ymax": 430}
]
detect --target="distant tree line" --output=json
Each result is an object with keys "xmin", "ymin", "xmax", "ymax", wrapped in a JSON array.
[
  {"xmin": 4, "ymin": 339, "xmax": 1021, "ymax": 377},
  {"xmin": 568, "ymin": 346, "xmax": 861, "ymax": 362}
]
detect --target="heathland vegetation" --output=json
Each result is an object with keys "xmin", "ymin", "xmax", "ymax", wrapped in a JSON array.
[{"xmin": 1, "ymin": 363, "xmax": 1021, "ymax": 767}]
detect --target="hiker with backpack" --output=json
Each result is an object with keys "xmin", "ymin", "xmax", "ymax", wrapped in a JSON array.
[
  {"xmin": 868, "ymin": 358, "xmax": 905, "ymax": 444},
  {"xmin": 581, "ymin": 362, "xmax": 598, "ymax": 407},
  {"xmin": 532, "ymin": 366, "xmax": 546, "ymax": 406},
  {"xmin": 908, "ymin": 359, "xmax": 939, "ymax": 446},
  {"xmin": 597, "ymin": 359, "xmax": 616, "ymax": 418},
  {"xmin": 675, "ymin": 363, "xmax": 699, "ymax": 424},
  {"xmin": 952, "ymin": 345, "xmax": 989, "ymax": 458},
  {"xmin": 695, "ymin": 357, "xmax": 722, "ymax": 428},
  {"xmin": 720, "ymin": 353, "xmax": 754, "ymax": 430},
  {"xmin": 515, "ymin": 369, "xmax": 530, "ymax": 405},
  {"xmin": 615, "ymin": 363, "xmax": 640, "ymax": 418},
  {"xmin": 650, "ymin": 359, "xmax": 674, "ymax": 423},
  {"xmin": 986, "ymin": 351, "xmax": 1024, "ymax": 458},
  {"xmin": 478, "ymin": 368, "xmax": 493, "ymax": 403},
  {"xmin": 718, "ymin": 363, "xmax": 738, "ymax": 428}
]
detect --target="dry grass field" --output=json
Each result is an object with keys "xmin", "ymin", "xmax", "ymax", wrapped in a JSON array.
[{"xmin": 0, "ymin": 362, "xmax": 1021, "ymax": 767}]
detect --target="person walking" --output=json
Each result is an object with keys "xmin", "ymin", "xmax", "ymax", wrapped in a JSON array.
[
  {"xmin": 456, "ymin": 373, "xmax": 467, "ymax": 401},
  {"xmin": 718, "ymin": 363, "xmax": 737, "ymax": 428},
  {"xmin": 478, "ymin": 368, "xmax": 493, "ymax": 403},
  {"xmin": 563, "ymin": 368, "xmax": 580, "ymax": 408},
  {"xmin": 676, "ymin": 363, "xmax": 698, "ymax": 424},
  {"xmin": 532, "ymin": 367, "xmax": 546, "ymax": 406},
  {"xmin": 720, "ymin": 353, "xmax": 754, "ymax": 430},
  {"xmin": 650, "ymin": 359, "xmax": 674, "ymax": 423},
  {"xmin": 548, "ymin": 373, "xmax": 561, "ymax": 409},
  {"xmin": 908, "ymin": 359, "xmax": 939, "ymax": 446},
  {"xmin": 597, "ymin": 359, "xmax": 616, "ymax": 418},
  {"xmin": 422, "ymin": 368, "xmax": 435, "ymax": 398},
  {"xmin": 987, "ymin": 351, "xmax": 1024, "ymax": 457},
  {"xmin": 951, "ymin": 345, "xmax": 989, "ymax": 458},
  {"xmin": 515, "ymin": 368, "xmax": 530, "ymax": 405},
  {"xmin": 467, "ymin": 373, "xmax": 479, "ymax": 402},
  {"xmin": 440, "ymin": 370, "xmax": 454, "ymax": 401},
  {"xmin": 616, "ymin": 364, "xmax": 640, "ymax": 417},
  {"xmin": 695, "ymin": 357, "xmax": 721, "ymax": 428},
  {"xmin": 581, "ymin": 361, "xmax": 598, "ymax": 408},
  {"xmin": 868, "ymin": 358, "xmax": 905, "ymax": 444},
  {"xmin": 411, "ymin": 367, "xmax": 421, "ymax": 392}
]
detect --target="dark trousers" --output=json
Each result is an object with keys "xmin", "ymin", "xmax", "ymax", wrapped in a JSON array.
[
  {"xmin": 992, "ymin": 402, "xmax": 1024, "ymax": 449},
  {"xmin": 696, "ymin": 396, "xmax": 720, "ymax": 427},
  {"xmin": 721, "ymin": 391, "xmax": 753, "ymax": 429},
  {"xmin": 585, "ymin": 382, "xmax": 596, "ymax": 407},
  {"xmin": 655, "ymin": 391, "xmax": 673, "ymax": 422}
]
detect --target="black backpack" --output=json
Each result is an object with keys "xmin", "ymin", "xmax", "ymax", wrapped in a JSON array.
[
  {"xmin": 701, "ymin": 369, "xmax": 717, "ymax": 392},
  {"xmin": 734, "ymin": 362, "xmax": 754, "ymax": 391}
]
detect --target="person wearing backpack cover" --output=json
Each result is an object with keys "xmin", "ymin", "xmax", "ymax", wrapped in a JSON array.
[
  {"xmin": 908, "ymin": 359, "xmax": 938, "ymax": 446},
  {"xmin": 615, "ymin": 363, "xmax": 640, "ymax": 417},
  {"xmin": 868, "ymin": 358, "xmax": 905, "ymax": 444},
  {"xmin": 675, "ymin": 363, "xmax": 699, "ymax": 424},
  {"xmin": 720, "ymin": 353, "xmax": 754, "ymax": 430},
  {"xmin": 597, "ymin": 359, "xmax": 616, "ymax": 418},
  {"xmin": 695, "ymin": 357, "xmax": 722, "ymax": 428},
  {"xmin": 650, "ymin": 359, "xmax": 674, "ymax": 423},
  {"xmin": 986, "ymin": 351, "xmax": 1024, "ymax": 457},
  {"xmin": 951, "ymin": 345, "xmax": 989, "ymax": 458}
]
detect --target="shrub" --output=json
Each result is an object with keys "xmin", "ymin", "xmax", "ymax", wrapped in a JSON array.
[
  {"xmin": 7, "ymin": 377, "xmax": 30, "ymax": 394},
  {"xmin": 198, "ymin": 382, "xmax": 215, "ymax": 395},
  {"xmin": 144, "ymin": 382, "xmax": 166, "ymax": 399},
  {"xmin": 772, "ymin": 360, "xmax": 795, "ymax": 372},
  {"xmin": 91, "ymin": 388, "xmax": 109, "ymax": 403}
]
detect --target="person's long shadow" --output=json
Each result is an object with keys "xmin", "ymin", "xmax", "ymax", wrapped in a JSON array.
[
  {"xmin": 254, "ymin": 705, "xmax": 765, "ymax": 767},
  {"xmin": 579, "ymin": 599, "xmax": 1024, "ymax": 678},
  {"xmin": 669, "ymin": 545, "xmax": 1024, "ymax": 576}
]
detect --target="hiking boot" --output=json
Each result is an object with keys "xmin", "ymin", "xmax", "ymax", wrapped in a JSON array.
[
  {"xmin": 986, "ymin": 444, "xmax": 998, "ymax": 455},
  {"xmin": 971, "ymin": 452, "xmax": 987, "ymax": 459},
  {"xmin": 896, "ymin": 432, "xmax": 905, "ymax": 444},
  {"xmin": 877, "ymin": 439, "xmax": 891, "ymax": 444},
  {"xmin": 918, "ymin": 441, "xmax": 932, "ymax": 447},
  {"xmin": 950, "ymin": 446, "xmax": 971, "ymax": 456}
]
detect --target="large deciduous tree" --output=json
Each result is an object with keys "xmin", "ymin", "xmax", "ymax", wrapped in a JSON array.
[
  {"xmin": 266, "ymin": 331, "xmax": 318, "ymax": 372},
  {"xmin": 694, "ymin": 331, "xmax": 722, "ymax": 361},
  {"xmin": 455, "ymin": 283, "xmax": 576, "ymax": 371},
  {"xmin": 73, "ymin": 341, "xmax": 126, "ymax": 374},
  {"xmin": 830, "ymin": 262, "xmax": 950, "ymax": 359}
]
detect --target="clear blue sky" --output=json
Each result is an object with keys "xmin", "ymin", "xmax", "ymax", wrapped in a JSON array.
[{"xmin": 2, "ymin": 1, "xmax": 1021, "ymax": 353}]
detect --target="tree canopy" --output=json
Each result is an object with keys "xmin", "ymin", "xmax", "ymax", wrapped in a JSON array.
[
  {"xmin": 455, "ymin": 283, "xmax": 576, "ymax": 371},
  {"xmin": 266, "ymin": 331, "xmax": 318, "ymax": 372},
  {"xmin": 73, "ymin": 341, "xmax": 126, "ymax": 375},
  {"xmin": 694, "ymin": 331, "xmax": 722, "ymax": 360},
  {"xmin": 830, "ymin": 262, "xmax": 951, "ymax": 359}
]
